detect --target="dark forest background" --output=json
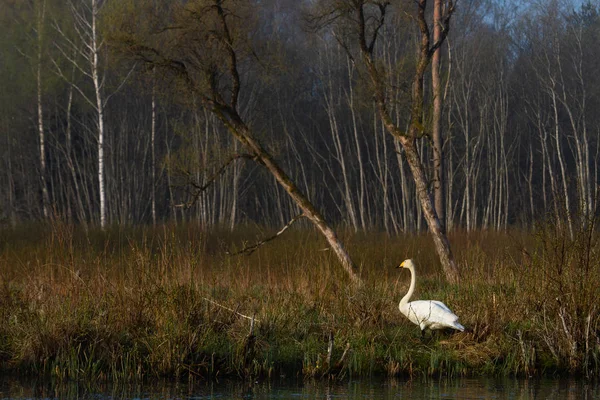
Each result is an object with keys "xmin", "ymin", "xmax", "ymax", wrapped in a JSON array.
[{"xmin": 1, "ymin": 0, "xmax": 599, "ymax": 234}]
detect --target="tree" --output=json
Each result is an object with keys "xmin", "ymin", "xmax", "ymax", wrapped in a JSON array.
[
  {"xmin": 52, "ymin": 0, "xmax": 108, "ymax": 227},
  {"xmin": 7, "ymin": 0, "xmax": 54, "ymax": 221},
  {"xmin": 35, "ymin": 0, "xmax": 50, "ymax": 219},
  {"xmin": 311, "ymin": 0, "xmax": 460, "ymax": 283},
  {"xmin": 110, "ymin": 0, "xmax": 362, "ymax": 285}
]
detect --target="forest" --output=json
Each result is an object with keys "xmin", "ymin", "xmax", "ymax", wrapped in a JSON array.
[
  {"xmin": 1, "ymin": 0, "xmax": 600, "ymax": 382},
  {"xmin": 1, "ymin": 0, "xmax": 598, "ymax": 234}
]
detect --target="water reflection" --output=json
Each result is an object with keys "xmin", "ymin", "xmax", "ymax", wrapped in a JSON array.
[{"xmin": 1, "ymin": 377, "xmax": 599, "ymax": 399}]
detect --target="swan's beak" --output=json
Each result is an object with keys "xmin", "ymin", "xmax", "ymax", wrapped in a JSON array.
[{"xmin": 397, "ymin": 262, "xmax": 404, "ymax": 269}]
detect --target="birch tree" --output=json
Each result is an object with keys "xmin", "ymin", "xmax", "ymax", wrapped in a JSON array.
[
  {"xmin": 51, "ymin": 0, "xmax": 110, "ymax": 227},
  {"xmin": 9, "ymin": 0, "xmax": 54, "ymax": 220}
]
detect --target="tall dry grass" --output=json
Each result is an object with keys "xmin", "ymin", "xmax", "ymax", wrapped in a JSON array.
[{"xmin": 0, "ymin": 219, "xmax": 599, "ymax": 381}]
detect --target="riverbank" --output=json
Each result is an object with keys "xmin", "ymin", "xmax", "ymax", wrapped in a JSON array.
[{"xmin": 0, "ymin": 222, "xmax": 598, "ymax": 381}]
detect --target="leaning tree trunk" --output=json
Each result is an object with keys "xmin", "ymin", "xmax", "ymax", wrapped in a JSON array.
[
  {"xmin": 114, "ymin": 0, "xmax": 363, "ymax": 286},
  {"xmin": 400, "ymin": 137, "xmax": 459, "ymax": 283},
  {"xmin": 215, "ymin": 108, "xmax": 362, "ymax": 286}
]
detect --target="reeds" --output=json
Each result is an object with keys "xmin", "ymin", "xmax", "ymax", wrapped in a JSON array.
[{"xmin": 0, "ymin": 220, "xmax": 599, "ymax": 381}]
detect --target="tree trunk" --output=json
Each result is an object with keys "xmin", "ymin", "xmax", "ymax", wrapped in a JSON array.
[
  {"xmin": 216, "ymin": 108, "xmax": 362, "ymax": 286},
  {"xmin": 432, "ymin": 0, "xmax": 445, "ymax": 233},
  {"xmin": 36, "ymin": 0, "xmax": 49, "ymax": 219},
  {"xmin": 151, "ymin": 75, "xmax": 157, "ymax": 226},
  {"xmin": 118, "ymin": 0, "xmax": 362, "ymax": 285},
  {"xmin": 90, "ymin": 0, "xmax": 107, "ymax": 229},
  {"xmin": 401, "ymin": 136, "xmax": 459, "ymax": 284},
  {"xmin": 37, "ymin": 51, "xmax": 49, "ymax": 219}
]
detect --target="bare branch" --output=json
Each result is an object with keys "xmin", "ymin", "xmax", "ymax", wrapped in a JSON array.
[
  {"xmin": 226, "ymin": 213, "xmax": 306, "ymax": 256},
  {"xmin": 103, "ymin": 62, "xmax": 138, "ymax": 106},
  {"xmin": 174, "ymin": 153, "xmax": 256, "ymax": 209},
  {"xmin": 428, "ymin": 0, "xmax": 456, "ymax": 59},
  {"xmin": 50, "ymin": 57, "xmax": 98, "ymax": 110},
  {"xmin": 367, "ymin": 2, "xmax": 390, "ymax": 54},
  {"xmin": 214, "ymin": 0, "xmax": 241, "ymax": 111}
]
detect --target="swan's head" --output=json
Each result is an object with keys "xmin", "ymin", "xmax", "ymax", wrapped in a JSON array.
[{"xmin": 397, "ymin": 259, "xmax": 415, "ymax": 269}]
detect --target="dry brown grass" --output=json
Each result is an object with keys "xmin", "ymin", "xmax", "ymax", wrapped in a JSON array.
[{"xmin": 0, "ymin": 221, "xmax": 598, "ymax": 381}]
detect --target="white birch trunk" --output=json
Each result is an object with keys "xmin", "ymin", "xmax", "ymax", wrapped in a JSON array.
[
  {"xmin": 36, "ymin": 0, "xmax": 49, "ymax": 219},
  {"xmin": 90, "ymin": 0, "xmax": 107, "ymax": 228}
]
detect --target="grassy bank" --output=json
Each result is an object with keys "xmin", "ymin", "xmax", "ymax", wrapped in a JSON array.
[{"xmin": 0, "ymin": 221, "xmax": 599, "ymax": 381}]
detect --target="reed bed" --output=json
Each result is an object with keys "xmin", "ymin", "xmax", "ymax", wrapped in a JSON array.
[{"xmin": 0, "ymin": 221, "xmax": 599, "ymax": 382}]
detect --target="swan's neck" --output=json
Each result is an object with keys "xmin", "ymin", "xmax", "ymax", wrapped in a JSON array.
[{"xmin": 399, "ymin": 265, "xmax": 416, "ymax": 308}]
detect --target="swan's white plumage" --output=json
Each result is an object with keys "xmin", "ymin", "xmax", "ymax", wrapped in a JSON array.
[{"xmin": 397, "ymin": 259, "xmax": 464, "ymax": 332}]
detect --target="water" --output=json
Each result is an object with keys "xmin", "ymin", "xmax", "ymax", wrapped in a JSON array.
[{"xmin": 1, "ymin": 378, "xmax": 598, "ymax": 399}]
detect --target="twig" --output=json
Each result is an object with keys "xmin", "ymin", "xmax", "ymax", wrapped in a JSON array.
[
  {"xmin": 226, "ymin": 213, "xmax": 306, "ymax": 256},
  {"xmin": 202, "ymin": 296, "xmax": 260, "ymax": 323}
]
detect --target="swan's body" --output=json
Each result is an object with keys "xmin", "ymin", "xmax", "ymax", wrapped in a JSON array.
[{"xmin": 397, "ymin": 259, "xmax": 464, "ymax": 333}]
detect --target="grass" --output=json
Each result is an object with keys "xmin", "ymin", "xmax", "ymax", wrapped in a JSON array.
[{"xmin": 0, "ymin": 219, "xmax": 599, "ymax": 382}]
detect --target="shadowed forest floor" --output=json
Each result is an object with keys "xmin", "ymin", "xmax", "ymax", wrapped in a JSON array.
[{"xmin": 0, "ymin": 222, "xmax": 599, "ymax": 382}]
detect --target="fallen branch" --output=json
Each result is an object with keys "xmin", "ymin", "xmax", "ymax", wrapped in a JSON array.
[
  {"xmin": 226, "ymin": 213, "xmax": 306, "ymax": 256},
  {"xmin": 202, "ymin": 296, "xmax": 260, "ymax": 323}
]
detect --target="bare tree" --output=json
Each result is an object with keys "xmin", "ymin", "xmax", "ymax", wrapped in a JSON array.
[
  {"xmin": 311, "ymin": 0, "xmax": 460, "ymax": 282},
  {"xmin": 112, "ymin": 0, "xmax": 362, "ymax": 284},
  {"xmin": 13, "ymin": 0, "xmax": 52, "ymax": 220},
  {"xmin": 365, "ymin": 0, "xmax": 460, "ymax": 282},
  {"xmin": 4, "ymin": 0, "xmax": 600, "ymax": 238},
  {"xmin": 52, "ymin": 0, "xmax": 108, "ymax": 228}
]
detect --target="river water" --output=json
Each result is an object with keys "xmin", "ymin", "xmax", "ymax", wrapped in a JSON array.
[{"xmin": 1, "ymin": 377, "xmax": 598, "ymax": 399}]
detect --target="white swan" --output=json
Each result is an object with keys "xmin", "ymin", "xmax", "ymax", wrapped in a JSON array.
[{"xmin": 397, "ymin": 259, "xmax": 464, "ymax": 334}]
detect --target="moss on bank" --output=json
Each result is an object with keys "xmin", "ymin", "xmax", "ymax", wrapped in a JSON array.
[{"xmin": 0, "ymin": 222, "xmax": 599, "ymax": 382}]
